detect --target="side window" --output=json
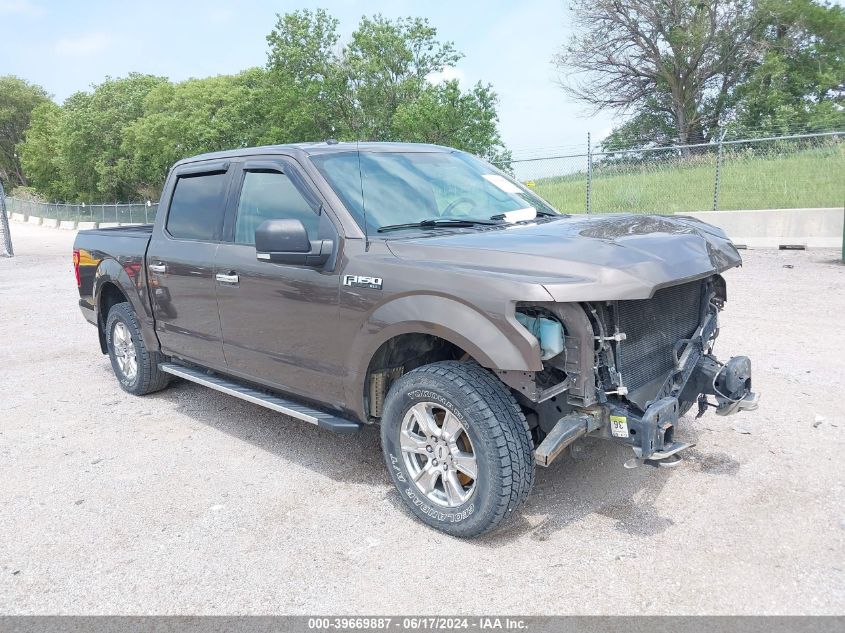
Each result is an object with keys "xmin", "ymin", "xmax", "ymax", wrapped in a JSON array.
[
  {"xmin": 234, "ymin": 171, "xmax": 320, "ymax": 245},
  {"xmin": 166, "ymin": 172, "xmax": 228, "ymax": 241}
]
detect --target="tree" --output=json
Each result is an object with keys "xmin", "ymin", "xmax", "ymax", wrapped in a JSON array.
[
  {"xmin": 555, "ymin": 0, "xmax": 763, "ymax": 146},
  {"xmin": 17, "ymin": 101, "xmax": 64, "ymax": 198},
  {"xmin": 392, "ymin": 80, "xmax": 511, "ymax": 164},
  {"xmin": 58, "ymin": 73, "xmax": 168, "ymax": 201},
  {"xmin": 264, "ymin": 9, "xmax": 343, "ymax": 143},
  {"xmin": 0, "ymin": 76, "xmax": 51, "ymax": 188},
  {"xmin": 15, "ymin": 11, "xmax": 510, "ymax": 201},
  {"xmin": 264, "ymin": 10, "xmax": 504, "ymax": 156},
  {"xmin": 124, "ymin": 69, "xmax": 269, "ymax": 195},
  {"xmin": 340, "ymin": 15, "xmax": 462, "ymax": 139},
  {"xmin": 732, "ymin": 0, "xmax": 845, "ymax": 135}
]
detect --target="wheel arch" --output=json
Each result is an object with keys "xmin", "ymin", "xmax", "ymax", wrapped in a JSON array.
[
  {"xmin": 93, "ymin": 259, "xmax": 158, "ymax": 354},
  {"xmin": 96, "ymin": 281, "xmax": 128, "ymax": 353},
  {"xmin": 346, "ymin": 293, "xmax": 543, "ymax": 421}
]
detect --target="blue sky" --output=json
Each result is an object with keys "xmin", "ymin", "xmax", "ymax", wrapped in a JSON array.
[{"xmin": 2, "ymin": 0, "xmax": 617, "ymax": 157}]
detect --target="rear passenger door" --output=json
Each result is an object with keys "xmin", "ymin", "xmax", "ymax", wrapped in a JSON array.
[
  {"xmin": 214, "ymin": 158, "xmax": 344, "ymax": 403},
  {"xmin": 147, "ymin": 163, "xmax": 231, "ymax": 370}
]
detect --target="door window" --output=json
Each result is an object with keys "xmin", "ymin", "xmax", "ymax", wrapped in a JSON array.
[
  {"xmin": 234, "ymin": 171, "xmax": 320, "ymax": 245},
  {"xmin": 166, "ymin": 172, "xmax": 228, "ymax": 241}
]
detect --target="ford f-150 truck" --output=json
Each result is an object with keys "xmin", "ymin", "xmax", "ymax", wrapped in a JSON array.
[{"xmin": 74, "ymin": 141, "xmax": 758, "ymax": 537}]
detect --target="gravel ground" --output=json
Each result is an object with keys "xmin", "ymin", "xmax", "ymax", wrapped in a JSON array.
[{"xmin": 1, "ymin": 222, "xmax": 844, "ymax": 615}]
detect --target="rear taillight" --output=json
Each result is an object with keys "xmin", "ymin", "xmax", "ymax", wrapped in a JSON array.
[{"xmin": 72, "ymin": 249, "xmax": 81, "ymax": 287}]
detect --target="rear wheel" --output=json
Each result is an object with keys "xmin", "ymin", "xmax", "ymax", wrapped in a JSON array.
[
  {"xmin": 105, "ymin": 302, "xmax": 170, "ymax": 395},
  {"xmin": 380, "ymin": 361, "xmax": 534, "ymax": 537}
]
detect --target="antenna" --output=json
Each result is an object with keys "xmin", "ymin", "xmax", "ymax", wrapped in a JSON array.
[{"xmin": 356, "ymin": 140, "xmax": 370, "ymax": 251}]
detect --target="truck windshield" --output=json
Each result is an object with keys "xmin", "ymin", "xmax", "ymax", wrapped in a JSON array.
[{"xmin": 310, "ymin": 150, "xmax": 560, "ymax": 234}]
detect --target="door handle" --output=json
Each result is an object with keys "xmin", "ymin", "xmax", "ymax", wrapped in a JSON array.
[
  {"xmin": 149, "ymin": 263, "xmax": 166, "ymax": 274},
  {"xmin": 215, "ymin": 272, "xmax": 239, "ymax": 284}
]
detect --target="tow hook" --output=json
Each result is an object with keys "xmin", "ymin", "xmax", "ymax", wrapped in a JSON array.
[{"xmin": 696, "ymin": 356, "xmax": 759, "ymax": 417}]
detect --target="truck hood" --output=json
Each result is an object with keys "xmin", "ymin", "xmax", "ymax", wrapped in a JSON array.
[{"xmin": 385, "ymin": 214, "xmax": 742, "ymax": 301}]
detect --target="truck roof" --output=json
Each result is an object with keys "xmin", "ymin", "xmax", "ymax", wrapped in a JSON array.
[{"xmin": 174, "ymin": 141, "xmax": 454, "ymax": 168}]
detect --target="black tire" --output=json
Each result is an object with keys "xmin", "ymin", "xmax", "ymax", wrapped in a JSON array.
[
  {"xmin": 105, "ymin": 302, "xmax": 170, "ymax": 396},
  {"xmin": 380, "ymin": 361, "xmax": 534, "ymax": 538},
  {"xmin": 679, "ymin": 400, "xmax": 695, "ymax": 418}
]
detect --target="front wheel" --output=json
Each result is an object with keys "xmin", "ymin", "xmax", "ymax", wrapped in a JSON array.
[{"xmin": 380, "ymin": 361, "xmax": 534, "ymax": 537}]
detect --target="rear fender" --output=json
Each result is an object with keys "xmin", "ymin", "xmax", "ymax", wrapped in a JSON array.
[{"xmin": 94, "ymin": 258, "xmax": 159, "ymax": 353}]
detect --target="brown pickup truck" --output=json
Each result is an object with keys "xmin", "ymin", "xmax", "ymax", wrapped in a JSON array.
[{"xmin": 73, "ymin": 142, "xmax": 758, "ymax": 537}]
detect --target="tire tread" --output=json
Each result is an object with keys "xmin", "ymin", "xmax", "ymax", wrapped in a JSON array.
[
  {"xmin": 385, "ymin": 361, "xmax": 534, "ymax": 536},
  {"xmin": 106, "ymin": 302, "xmax": 170, "ymax": 396}
]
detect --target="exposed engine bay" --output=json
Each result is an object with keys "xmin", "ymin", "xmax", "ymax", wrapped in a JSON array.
[{"xmin": 501, "ymin": 274, "xmax": 758, "ymax": 468}]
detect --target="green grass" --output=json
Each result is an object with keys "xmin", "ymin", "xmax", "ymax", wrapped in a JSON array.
[{"xmin": 530, "ymin": 142, "xmax": 845, "ymax": 214}]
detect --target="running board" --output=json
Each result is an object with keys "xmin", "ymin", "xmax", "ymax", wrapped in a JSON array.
[{"xmin": 159, "ymin": 363, "xmax": 362, "ymax": 435}]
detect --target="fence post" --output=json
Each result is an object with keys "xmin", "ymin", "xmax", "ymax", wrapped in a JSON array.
[
  {"xmin": 586, "ymin": 132, "xmax": 593, "ymax": 213},
  {"xmin": 0, "ymin": 182, "xmax": 13, "ymax": 257},
  {"xmin": 713, "ymin": 129, "xmax": 726, "ymax": 211}
]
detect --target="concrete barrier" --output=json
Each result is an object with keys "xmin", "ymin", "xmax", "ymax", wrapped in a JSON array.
[
  {"xmin": 684, "ymin": 207, "xmax": 844, "ymax": 249},
  {"xmin": 16, "ymin": 206, "xmax": 845, "ymax": 250}
]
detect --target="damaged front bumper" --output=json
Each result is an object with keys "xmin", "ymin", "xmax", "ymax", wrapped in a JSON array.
[
  {"xmin": 535, "ymin": 353, "xmax": 759, "ymax": 468},
  {"xmin": 519, "ymin": 275, "xmax": 760, "ymax": 468}
]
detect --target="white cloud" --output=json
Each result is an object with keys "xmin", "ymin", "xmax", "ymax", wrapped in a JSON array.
[
  {"xmin": 426, "ymin": 66, "xmax": 466, "ymax": 86},
  {"xmin": 55, "ymin": 32, "xmax": 111, "ymax": 57},
  {"xmin": 0, "ymin": 0, "xmax": 45, "ymax": 16}
]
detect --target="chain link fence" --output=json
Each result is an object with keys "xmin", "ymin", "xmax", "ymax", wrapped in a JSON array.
[
  {"xmin": 2, "ymin": 131, "xmax": 842, "ymax": 228},
  {"xmin": 4, "ymin": 198, "xmax": 159, "ymax": 225},
  {"xmin": 503, "ymin": 131, "xmax": 845, "ymax": 214}
]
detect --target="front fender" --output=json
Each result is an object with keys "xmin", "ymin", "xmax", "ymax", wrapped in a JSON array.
[{"xmin": 344, "ymin": 293, "xmax": 543, "ymax": 417}]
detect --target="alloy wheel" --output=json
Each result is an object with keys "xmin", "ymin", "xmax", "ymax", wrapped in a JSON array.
[
  {"xmin": 399, "ymin": 402, "xmax": 477, "ymax": 508},
  {"xmin": 112, "ymin": 321, "xmax": 138, "ymax": 382}
]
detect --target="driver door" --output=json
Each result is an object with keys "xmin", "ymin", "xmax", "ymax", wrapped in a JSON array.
[{"xmin": 214, "ymin": 158, "xmax": 344, "ymax": 404}]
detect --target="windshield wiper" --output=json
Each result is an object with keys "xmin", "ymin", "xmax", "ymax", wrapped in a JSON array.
[{"xmin": 377, "ymin": 218, "xmax": 501, "ymax": 233}]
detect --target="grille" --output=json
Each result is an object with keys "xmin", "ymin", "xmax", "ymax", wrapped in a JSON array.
[{"xmin": 615, "ymin": 280, "xmax": 704, "ymax": 393}]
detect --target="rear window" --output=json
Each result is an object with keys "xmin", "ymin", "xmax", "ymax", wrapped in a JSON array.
[{"xmin": 166, "ymin": 172, "xmax": 228, "ymax": 241}]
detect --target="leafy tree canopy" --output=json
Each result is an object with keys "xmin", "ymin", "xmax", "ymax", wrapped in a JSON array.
[
  {"xmin": 0, "ymin": 75, "xmax": 51, "ymax": 189},
  {"xmin": 16, "ymin": 10, "xmax": 508, "ymax": 201}
]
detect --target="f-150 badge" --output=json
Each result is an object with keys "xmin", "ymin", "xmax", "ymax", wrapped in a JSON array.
[{"xmin": 343, "ymin": 274, "xmax": 383, "ymax": 289}]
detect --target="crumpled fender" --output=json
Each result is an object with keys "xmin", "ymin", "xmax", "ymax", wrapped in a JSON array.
[{"xmin": 344, "ymin": 293, "xmax": 544, "ymax": 413}]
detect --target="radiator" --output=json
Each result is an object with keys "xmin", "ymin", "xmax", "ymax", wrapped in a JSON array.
[{"xmin": 615, "ymin": 280, "xmax": 704, "ymax": 395}]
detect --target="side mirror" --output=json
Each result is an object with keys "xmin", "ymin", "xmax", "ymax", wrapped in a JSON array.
[{"xmin": 255, "ymin": 219, "xmax": 333, "ymax": 267}]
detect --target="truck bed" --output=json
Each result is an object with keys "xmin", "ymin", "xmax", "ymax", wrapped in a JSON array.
[
  {"xmin": 74, "ymin": 224, "xmax": 154, "ymax": 329},
  {"xmin": 80, "ymin": 224, "xmax": 154, "ymax": 238}
]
